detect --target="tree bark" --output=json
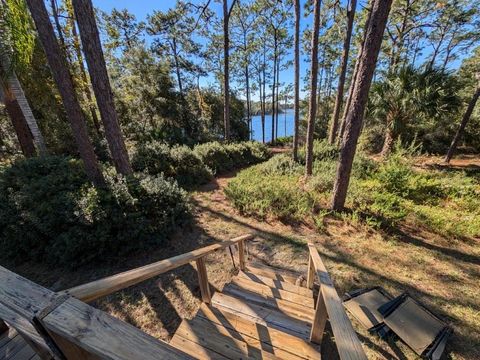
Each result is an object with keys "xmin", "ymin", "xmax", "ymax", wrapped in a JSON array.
[
  {"xmin": 293, "ymin": 0, "xmax": 300, "ymax": 161},
  {"xmin": 337, "ymin": 1, "xmax": 373, "ymax": 144},
  {"xmin": 445, "ymin": 85, "xmax": 480, "ymax": 163},
  {"xmin": 245, "ymin": 64, "xmax": 251, "ymax": 140},
  {"xmin": 380, "ymin": 113, "xmax": 395, "ymax": 157},
  {"xmin": 275, "ymin": 56, "xmax": 280, "ymax": 141},
  {"xmin": 72, "ymin": 0, "xmax": 132, "ymax": 175},
  {"xmin": 26, "ymin": 0, "xmax": 105, "ymax": 186},
  {"xmin": 223, "ymin": 0, "xmax": 233, "ymax": 141},
  {"xmin": 331, "ymin": 0, "xmax": 393, "ymax": 210},
  {"xmin": 305, "ymin": 0, "xmax": 322, "ymax": 176},
  {"xmin": 66, "ymin": 4, "xmax": 102, "ymax": 135},
  {"xmin": 261, "ymin": 44, "xmax": 267, "ymax": 144},
  {"xmin": 271, "ymin": 33, "xmax": 277, "ymax": 145},
  {"xmin": 329, "ymin": 0, "xmax": 356, "ymax": 144},
  {"xmin": 0, "ymin": 84, "xmax": 36, "ymax": 157}
]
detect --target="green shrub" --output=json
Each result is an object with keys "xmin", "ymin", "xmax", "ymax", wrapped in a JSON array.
[
  {"xmin": 275, "ymin": 136, "xmax": 293, "ymax": 147},
  {"xmin": 132, "ymin": 141, "xmax": 212, "ymax": 187},
  {"xmin": 259, "ymin": 154, "xmax": 302, "ymax": 175},
  {"xmin": 0, "ymin": 156, "xmax": 190, "ymax": 267},
  {"xmin": 298, "ymin": 139, "xmax": 339, "ymax": 164},
  {"xmin": 194, "ymin": 141, "xmax": 270, "ymax": 175},
  {"xmin": 225, "ymin": 166, "xmax": 315, "ymax": 222}
]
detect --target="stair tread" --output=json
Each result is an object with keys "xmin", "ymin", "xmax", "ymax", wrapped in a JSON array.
[
  {"xmin": 223, "ymin": 283, "xmax": 315, "ymax": 322},
  {"xmin": 231, "ymin": 275, "xmax": 314, "ymax": 308},
  {"xmin": 237, "ymin": 271, "xmax": 313, "ymax": 297},
  {"xmin": 245, "ymin": 263, "xmax": 300, "ymax": 285},
  {"xmin": 211, "ymin": 292, "xmax": 312, "ymax": 341},
  {"xmin": 197, "ymin": 304, "xmax": 320, "ymax": 359}
]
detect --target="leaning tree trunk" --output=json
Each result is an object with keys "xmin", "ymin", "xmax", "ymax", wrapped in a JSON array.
[
  {"xmin": 337, "ymin": 1, "xmax": 373, "ymax": 145},
  {"xmin": 67, "ymin": 3, "xmax": 102, "ymax": 135},
  {"xmin": 329, "ymin": 0, "xmax": 357, "ymax": 144},
  {"xmin": 0, "ymin": 84, "xmax": 36, "ymax": 157},
  {"xmin": 445, "ymin": 84, "xmax": 480, "ymax": 163},
  {"xmin": 72, "ymin": 0, "xmax": 132, "ymax": 176},
  {"xmin": 0, "ymin": 55, "xmax": 47, "ymax": 155},
  {"xmin": 26, "ymin": 0, "xmax": 105, "ymax": 186},
  {"xmin": 331, "ymin": 0, "xmax": 393, "ymax": 210},
  {"xmin": 304, "ymin": 0, "xmax": 322, "ymax": 176},
  {"xmin": 293, "ymin": 0, "xmax": 300, "ymax": 161}
]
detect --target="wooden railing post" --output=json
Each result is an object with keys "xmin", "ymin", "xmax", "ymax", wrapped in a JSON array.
[
  {"xmin": 310, "ymin": 291, "xmax": 328, "ymax": 344},
  {"xmin": 307, "ymin": 254, "xmax": 315, "ymax": 290},
  {"xmin": 238, "ymin": 240, "xmax": 245, "ymax": 271},
  {"xmin": 195, "ymin": 257, "xmax": 211, "ymax": 304}
]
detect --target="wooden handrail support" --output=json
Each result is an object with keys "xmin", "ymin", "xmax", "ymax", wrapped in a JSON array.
[
  {"xmin": 65, "ymin": 233, "xmax": 254, "ymax": 303},
  {"xmin": 307, "ymin": 243, "xmax": 367, "ymax": 360}
]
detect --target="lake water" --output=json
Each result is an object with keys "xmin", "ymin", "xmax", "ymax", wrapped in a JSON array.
[{"xmin": 250, "ymin": 109, "xmax": 295, "ymax": 142}]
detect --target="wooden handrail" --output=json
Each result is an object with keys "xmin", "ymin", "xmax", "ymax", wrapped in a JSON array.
[
  {"xmin": 64, "ymin": 233, "xmax": 254, "ymax": 302},
  {"xmin": 307, "ymin": 243, "xmax": 367, "ymax": 360}
]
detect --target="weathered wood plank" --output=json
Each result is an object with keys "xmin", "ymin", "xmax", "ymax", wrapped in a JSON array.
[
  {"xmin": 40, "ymin": 297, "xmax": 192, "ymax": 360},
  {"xmin": 222, "ymin": 284, "xmax": 315, "ymax": 322},
  {"xmin": 308, "ymin": 243, "xmax": 367, "ymax": 360},
  {"xmin": 237, "ymin": 271, "xmax": 313, "ymax": 297},
  {"xmin": 0, "ymin": 327, "xmax": 18, "ymax": 349},
  {"xmin": 0, "ymin": 334, "xmax": 25, "ymax": 359},
  {"xmin": 310, "ymin": 292, "xmax": 327, "ymax": 344},
  {"xmin": 7, "ymin": 342, "xmax": 36, "ymax": 360},
  {"xmin": 66, "ymin": 234, "xmax": 255, "ymax": 302},
  {"xmin": 197, "ymin": 304, "xmax": 320, "ymax": 359},
  {"xmin": 170, "ymin": 334, "xmax": 229, "ymax": 360},
  {"xmin": 0, "ymin": 267, "xmax": 56, "ymax": 356},
  {"xmin": 196, "ymin": 258, "xmax": 211, "ymax": 304},
  {"xmin": 237, "ymin": 240, "xmax": 246, "ymax": 271},
  {"xmin": 211, "ymin": 293, "xmax": 311, "ymax": 340},
  {"xmin": 246, "ymin": 263, "xmax": 299, "ymax": 285},
  {"xmin": 306, "ymin": 256, "xmax": 315, "ymax": 290},
  {"xmin": 231, "ymin": 276, "xmax": 314, "ymax": 308},
  {"xmin": 174, "ymin": 317, "xmax": 283, "ymax": 360}
]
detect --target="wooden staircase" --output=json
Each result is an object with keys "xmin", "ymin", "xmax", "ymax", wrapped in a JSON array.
[
  {"xmin": 0, "ymin": 234, "xmax": 367, "ymax": 360},
  {"xmin": 171, "ymin": 262, "xmax": 320, "ymax": 359}
]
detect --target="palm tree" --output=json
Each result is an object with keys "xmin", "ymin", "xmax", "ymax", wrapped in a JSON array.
[
  {"xmin": 26, "ymin": 0, "xmax": 105, "ymax": 186},
  {"xmin": 370, "ymin": 66, "xmax": 461, "ymax": 157},
  {"xmin": 331, "ymin": 0, "xmax": 393, "ymax": 211}
]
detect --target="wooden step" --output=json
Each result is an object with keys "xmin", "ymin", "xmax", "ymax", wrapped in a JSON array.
[
  {"xmin": 231, "ymin": 276, "xmax": 314, "ymax": 308},
  {"xmin": 0, "ymin": 335, "xmax": 26, "ymax": 359},
  {"xmin": 245, "ymin": 263, "xmax": 300, "ymax": 285},
  {"xmin": 222, "ymin": 284, "xmax": 315, "ymax": 322},
  {"xmin": 171, "ymin": 335, "xmax": 229, "ymax": 360},
  {"xmin": 0, "ymin": 328, "xmax": 18, "ymax": 349},
  {"xmin": 211, "ymin": 292, "xmax": 312, "ymax": 340},
  {"xmin": 172, "ymin": 316, "xmax": 285, "ymax": 360},
  {"xmin": 237, "ymin": 271, "xmax": 313, "ymax": 297},
  {"xmin": 197, "ymin": 304, "xmax": 320, "ymax": 360}
]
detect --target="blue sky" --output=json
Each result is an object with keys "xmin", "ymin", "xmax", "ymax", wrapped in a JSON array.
[{"xmin": 94, "ymin": 0, "xmax": 474, "ymax": 101}]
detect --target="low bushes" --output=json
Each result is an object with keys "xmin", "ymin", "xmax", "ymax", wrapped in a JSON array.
[
  {"xmin": 194, "ymin": 141, "xmax": 270, "ymax": 175},
  {"xmin": 225, "ymin": 149, "xmax": 480, "ymax": 237},
  {"xmin": 0, "ymin": 156, "xmax": 189, "ymax": 267},
  {"xmin": 132, "ymin": 141, "xmax": 270, "ymax": 185},
  {"xmin": 298, "ymin": 139, "xmax": 339, "ymax": 164}
]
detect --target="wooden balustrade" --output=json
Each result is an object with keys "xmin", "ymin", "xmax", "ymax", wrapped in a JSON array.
[
  {"xmin": 64, "ymin": 233, "xmax": 254, "ymax": 303},
  {"xmin": 307, "ymin": 243, "xmax": 367, "ymax": 360}
]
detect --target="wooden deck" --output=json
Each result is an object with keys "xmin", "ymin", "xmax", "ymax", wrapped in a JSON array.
[
  {"xmin": 1, "ymin": 234, "xmax": 367, "ymax": 359},
  {"xmin": 0, "ymin": 327, "xmax": 38, "ymax": 360},
  {"xmin": 171, "ymin": 262, "xmax": 321, "ymax": 359}
]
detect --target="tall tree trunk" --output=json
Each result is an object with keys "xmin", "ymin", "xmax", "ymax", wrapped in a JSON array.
[
  {"xmin": 245, "ymin": 64, "xmax": 251, "ymax": 140},
  {"xmin": 305, "ymin": 0, "xmax": 322, "ymax": 176},
  {"xmin": 329, "ymin": 0, "xmax": 357, "ymax": 144},
  {"xmin": 72, "ymin": 0, "xmax": 132, "ymax": 176},
  {"xmin": 445, "ymin": 83, "xmax": 480, "ymax": 163},
  {"xmin": 0, "ymin": 84, "xmax": 36, "ymax": 157},
  {"xmin": 258, "ymin": 70, "xmax": 264, "ymax": 143},
  {"xmin": 275, "ymin": 56, "xmax": 280, "ymax": 141},
  {"xmin": 66, "ymin": 4, "xmax": 101, "ymax": 135},
  {"xmin": 331, "ymin": 0, "xmax": 393, "ymax": 210},
  {"xmin": 293, "ymin": 0, "xmax": 300, "ymax": 161},
  {"xmin": 261, "ymin": 46, "xmax": 267, "ymax": 144},
  {"xmin": 271, "ymin": 34, "xmax": 277, "ymax": 145},
  {"xmin": 337, "ymin": 1, "xmax": 373, "ymax": 144},
  {"xmin": 50, "ymin": 0, "xmax": 68, "ymax": 58},
  {"xmin": 26, "ymin": 0, "xmax": 105, "ymax": 186},
  {"xmin": 222, "ymin": 0, "xmax": 235, "ymax": 141}
]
